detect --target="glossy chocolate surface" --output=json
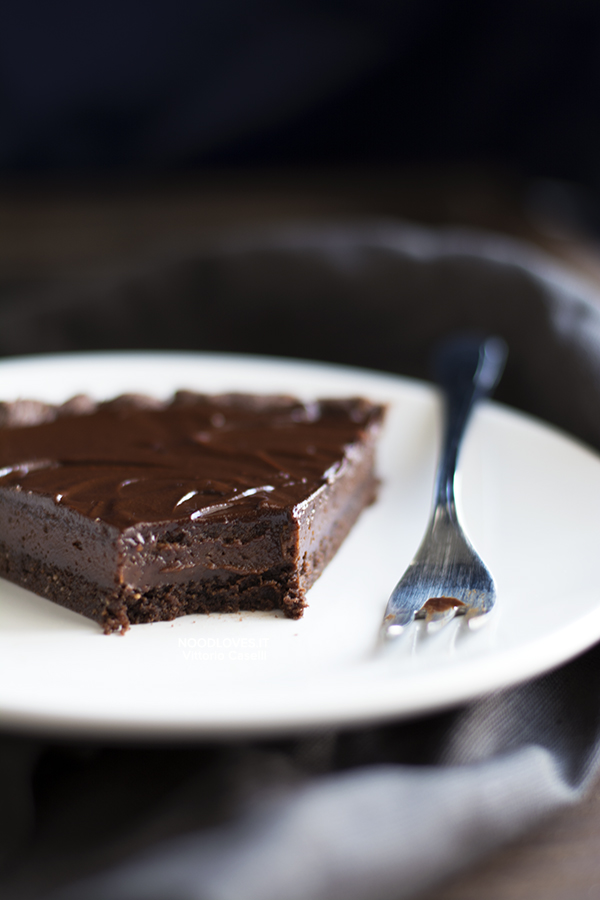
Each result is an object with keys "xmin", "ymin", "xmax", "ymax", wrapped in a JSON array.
[{"xmin": 0, "ymin": 393, "xmax": 384, "ymax": 530}]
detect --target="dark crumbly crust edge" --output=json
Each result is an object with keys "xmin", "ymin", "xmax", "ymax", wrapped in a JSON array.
[
  {"xmin": 299, "ymin": 472, "xmax": 379, "ymax": 594},
  {"xmin": 0, "ymin": 542, "xmax": 305, "ymax": 633}
]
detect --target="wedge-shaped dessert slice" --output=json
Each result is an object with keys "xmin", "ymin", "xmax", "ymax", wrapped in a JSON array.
[{"xmin": 0, "ymin": 391, "xmax": 384, "ymax": 632}]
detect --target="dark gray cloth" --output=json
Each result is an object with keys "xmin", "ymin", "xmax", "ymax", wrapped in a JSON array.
[{"xmin": 2, "ymin": 222, "xmax": 600, "ymax": 899}]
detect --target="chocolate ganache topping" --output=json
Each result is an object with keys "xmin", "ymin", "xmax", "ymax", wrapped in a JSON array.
[{"xmin": 0, "ymin": 392, "xmax": 382, "ymax": 530}]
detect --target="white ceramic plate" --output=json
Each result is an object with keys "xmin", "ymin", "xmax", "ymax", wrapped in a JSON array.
[{"xmin": 1, "ymin": 351, "xmax": 600, "ymax": 738}]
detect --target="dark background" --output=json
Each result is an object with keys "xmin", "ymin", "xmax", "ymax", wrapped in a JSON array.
[
  {"xmin": 2, "ymin": 0, "xmax": 599, "ymax": 201},
  {"xmin": 2, "ymin": 0, "xmax": 600, "ymax": 391}
]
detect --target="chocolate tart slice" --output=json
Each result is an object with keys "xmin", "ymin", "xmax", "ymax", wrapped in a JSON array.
[{"xmin": 0, "ymin": 391, "xmax": 384, "ymax": 632}]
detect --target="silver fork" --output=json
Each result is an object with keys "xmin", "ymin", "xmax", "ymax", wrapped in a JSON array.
[{"xmin": 381, "ymin": 335, "xmax": 508, "ymax": 640}]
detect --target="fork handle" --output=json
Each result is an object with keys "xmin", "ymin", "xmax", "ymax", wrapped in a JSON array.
[{"xmin": 432, "ymin": 335, "xmax": 507, "ymax": 518}]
